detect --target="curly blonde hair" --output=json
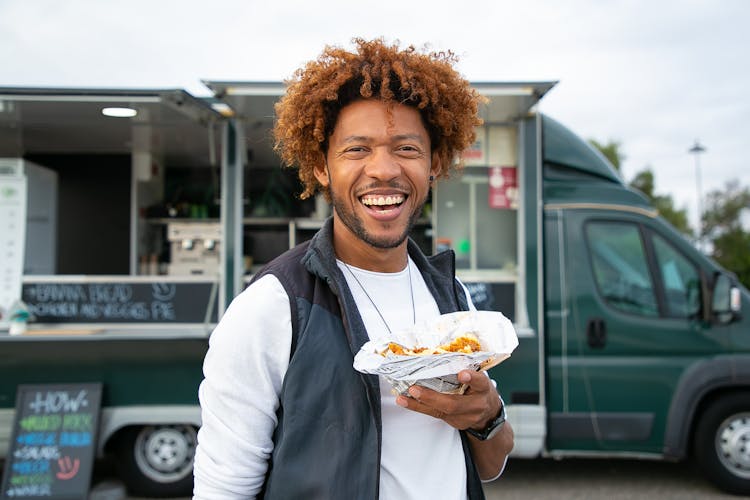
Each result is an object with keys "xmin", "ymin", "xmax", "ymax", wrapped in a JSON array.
[{"xmin": 273, "ymin": 37, "xmax": 486, "ymax": 200}]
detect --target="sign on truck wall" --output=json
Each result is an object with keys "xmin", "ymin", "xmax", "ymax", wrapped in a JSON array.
[
  {"xmin": 1, "ymin": 383, "xmax": 102, "ymax": 499},
  {"xmin": 21, "ymin": 281, "xmax": 218, "ymax": 324},
  {"xmin": 465, "ymin": 282, "xmax": 515, "ymax": 322},
  {"xmin": 488, "ymin": 166, "xmax": 518, "ymax": 209}
]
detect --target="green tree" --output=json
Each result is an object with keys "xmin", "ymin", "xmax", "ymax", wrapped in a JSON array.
[
  {"xmin": 630, "ymin": 169, "xmax": 692, "ymax": 236},
  {"xmin": 589, "ymin": 139, "xmax": 624, "ymax": 172},
  {"xmin": 589, "ymin": 139, "xmax": 692, "ymax": 237},
  {"xmin": 702, "ymin": 180, "xmax": 750, "ymax": 288}
]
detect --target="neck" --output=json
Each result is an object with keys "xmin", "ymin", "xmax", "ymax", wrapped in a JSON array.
[{"xmin": 331, "ymin": 219, "xmax": 409, "ymax": 273}]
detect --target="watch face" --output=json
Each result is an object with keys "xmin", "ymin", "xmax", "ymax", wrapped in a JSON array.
[
  {"xmin": 468, "ymin": 406, "xmax": 506, "ymax": 441},
  {"xmin": 485, "ymin": 415, "xmax": 505, "ymax": 440}
]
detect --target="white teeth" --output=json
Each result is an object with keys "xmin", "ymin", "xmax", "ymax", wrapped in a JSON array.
[{"xmin": 362, "ymin": 195, "xmax": 404, "ymax": 206}]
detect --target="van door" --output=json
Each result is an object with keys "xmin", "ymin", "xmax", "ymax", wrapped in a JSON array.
[{"xmin": 545, "ymin": 207, "xmax": 728, "ymax": 454}]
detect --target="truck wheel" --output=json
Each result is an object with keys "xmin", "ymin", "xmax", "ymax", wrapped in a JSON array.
[
  {"xmin": 114, "ymin": 424, "xmax": 197, "ymax": 498},
  {"xmin": 694, "ymin": 393, "xmax": 750, "ymax": 495}
]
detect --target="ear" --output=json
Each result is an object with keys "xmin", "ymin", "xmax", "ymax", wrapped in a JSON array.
[
  {"xmin": 430, "ymin": 152, "xmax": 442, "ymax": 179},
  {"xmin": 314, "ymin": 160, "xmax": 330, "ymax": 188}
]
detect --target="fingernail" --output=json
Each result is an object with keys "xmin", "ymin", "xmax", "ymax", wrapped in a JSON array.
[
  {"xmin": 408, "ymin": 386, "xmax": 421, "ymax": 398},
  {"xmin": 458, "ymin": 371, "xmax": 471, "ymax": 383},
  {"xmin": 396, "ymin": 396, "xmax": 408, "ymax": 407}
]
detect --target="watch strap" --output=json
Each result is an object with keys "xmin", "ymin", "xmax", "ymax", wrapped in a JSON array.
[{"xmin": 465, "ymin": 396, "xmax": 506, "ymax": 441}]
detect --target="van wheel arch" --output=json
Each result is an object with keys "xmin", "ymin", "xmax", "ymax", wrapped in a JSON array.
[{"xmin": 663, "ymin": 356, "xmax": 750, "ymax": 460}]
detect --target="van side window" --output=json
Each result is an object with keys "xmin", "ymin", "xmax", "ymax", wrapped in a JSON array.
[
  {"xmin": 585, "ymin": 222, "xmax": 659, "ymax": 316},
  {"xmin": 651, "ymin": 233, "xmax": 701, "ymax": 318}
]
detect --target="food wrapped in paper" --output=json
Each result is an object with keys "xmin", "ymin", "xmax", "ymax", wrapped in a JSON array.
[{"xmin": 353, "ymin": 310, "xmax": 518, "ymax": 395}]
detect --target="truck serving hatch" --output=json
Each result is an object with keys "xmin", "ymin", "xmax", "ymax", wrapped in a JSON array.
[
  {"xmin": 205, "ymin": 80, "xmax": 557, "ymax": 133},
  {"xmin": 0, "ymin": 87, "xmax": 220, "ymax": 167}
]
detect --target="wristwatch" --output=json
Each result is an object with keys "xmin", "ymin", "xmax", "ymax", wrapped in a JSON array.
[{"xmin": 465, "ymin": 397, "xmax": 506, "ymax": 441}]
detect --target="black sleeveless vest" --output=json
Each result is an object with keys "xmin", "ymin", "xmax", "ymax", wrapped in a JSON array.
[{"xmin": 254, "ymin": 219, "xmax": 484, "ymax": 499}]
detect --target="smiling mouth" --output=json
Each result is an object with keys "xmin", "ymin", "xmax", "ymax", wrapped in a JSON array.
[{"xmin": 361, "ymin": 194, "xmax": 406, "ymax": 212}]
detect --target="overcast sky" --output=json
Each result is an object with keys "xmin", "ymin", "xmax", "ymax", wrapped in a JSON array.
[{"xmin": 1, "ymin": 0, "xmax": 748, "ymax": 231}]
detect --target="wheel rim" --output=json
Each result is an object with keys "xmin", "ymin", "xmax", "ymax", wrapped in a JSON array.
[
  {"xmin": 715, "ymin": 411, "xmax": 750, "ymax": 479},
  {"xmin": 133, "ymin": 425, "xmax": 197, "ymax": 483}
]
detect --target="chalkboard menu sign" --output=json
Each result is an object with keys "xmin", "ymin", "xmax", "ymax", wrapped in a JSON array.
[
  {"xmin": 21, "ymin": 281, "xmax": 218, "ymax": 324},
  {"xmin": 1, "ymin": 383, "xmax": 102, "ymax": 500},
  {"xmin": 464, "ymin": 282, "xmax": 516, "ymax": 322}
]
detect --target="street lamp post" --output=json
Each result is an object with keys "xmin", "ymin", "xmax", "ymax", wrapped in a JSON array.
[{"xmin": 689, "ymin": 140, "xmax": 706, "ymax": 252}]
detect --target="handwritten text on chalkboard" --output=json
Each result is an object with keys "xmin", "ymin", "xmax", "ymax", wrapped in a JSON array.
[
  {"xmin": 1, "ymin": 384, "xmax": 102, "ymax": 499},
  {"xmin": 21, "ymin": 281, "xmax": 217, "ymax": 324},
  {"xmin": 24, "ymin": 284, "xmax": 175, "ymax": 321}
]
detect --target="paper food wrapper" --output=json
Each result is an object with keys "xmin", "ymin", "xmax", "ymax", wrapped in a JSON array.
[{"xmin": 353, "ymin": 310, "xmax": 518, "ymax": 395}]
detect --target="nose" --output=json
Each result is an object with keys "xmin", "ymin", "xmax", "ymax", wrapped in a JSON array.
[{"xmin": 363, "ymin": 147, "xmax": 400, "ymax": 181}]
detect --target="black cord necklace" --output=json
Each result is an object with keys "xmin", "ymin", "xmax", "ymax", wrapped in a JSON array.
[{"xmin": 342, "ymin": 259, "xmax": 416, "ymax": 335}]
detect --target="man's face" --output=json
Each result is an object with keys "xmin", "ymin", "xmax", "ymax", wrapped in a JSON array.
[{"xmin": 315, "ymin": 99, "xmax": 438, "ymax": 258}]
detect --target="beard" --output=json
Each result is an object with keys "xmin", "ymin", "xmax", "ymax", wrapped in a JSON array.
[{"xmin": 330, "ymin": 189, "xmax": 426, "ymax": 249}]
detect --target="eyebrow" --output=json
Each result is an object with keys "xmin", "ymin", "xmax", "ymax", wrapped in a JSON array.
[{"xmin": 340, "ymin": 134, "xmax": 427, "ymax": 144}]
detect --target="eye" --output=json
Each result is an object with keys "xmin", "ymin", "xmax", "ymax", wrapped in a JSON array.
[
  {"xmin": 396, "ymin": 145, "xmax": 423, "ymax": 158},
  {"xmin": 340, "ymin": 146, "xmax": 369, "ymax": 159}
]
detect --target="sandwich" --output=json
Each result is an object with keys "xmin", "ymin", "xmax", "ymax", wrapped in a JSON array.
[{"xmin": 380, "ymin": 333, "xmax": 482, "ymax": 357}]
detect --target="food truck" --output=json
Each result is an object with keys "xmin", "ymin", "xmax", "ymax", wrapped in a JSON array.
[
  {"xmin": 1, "ymin": 82, "xmax": 748, "ymax": 497},
  {"xmin": 0, "ymin": 88, "xmax": 224, "ymax": 497}
]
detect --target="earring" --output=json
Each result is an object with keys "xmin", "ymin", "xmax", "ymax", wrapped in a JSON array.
[{"xmin": 429, "ymin": 175, "xmax": 434, "ymax": 182}]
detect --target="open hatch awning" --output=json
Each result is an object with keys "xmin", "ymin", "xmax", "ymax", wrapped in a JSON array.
[
  {"xmin": 204, "ymin": 80, "xmax": 556, "ymax": 166},
  {"xmin": 0, "ymin": 87, "xmax": 222, "ymax": 167},
  {"xmin": 471, "ymin": 81, "xmax": 556, "ymax": 123},
  {"xmin": 203, "ymin": 81, "xmax": 284, "ymax": 167},
  {"xmin": 205, "ymin": 80, "xmax": 556, "ymax": 123}
]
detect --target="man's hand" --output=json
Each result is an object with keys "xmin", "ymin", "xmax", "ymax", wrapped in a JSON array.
[
  {"xmin": 395, "ymin": 369, "xmax": 513, "ymax": 480},
  {"xmin": 395, "ymin": 369, "xmax": 500, "ymax": 431}
]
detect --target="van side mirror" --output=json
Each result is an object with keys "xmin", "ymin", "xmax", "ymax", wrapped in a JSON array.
[{"xmin": 711, "ymin": 273, "xmax": 741, "ymax": 324}]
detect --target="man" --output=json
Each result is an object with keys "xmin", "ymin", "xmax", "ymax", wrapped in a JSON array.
[{"xmin": 193, "ymin": 38, "xmax": 513, "ymax": 499}]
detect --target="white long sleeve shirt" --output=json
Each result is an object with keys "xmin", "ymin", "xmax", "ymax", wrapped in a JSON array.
[{"xmin": 194, "ymin": 257, "xmax": 480, "ymax": 499}]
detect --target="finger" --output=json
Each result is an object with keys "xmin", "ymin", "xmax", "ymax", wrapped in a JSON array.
[
  {"xmin": 397, "ymin": 391, "xmax": 481, "ymax": 429},
  {"xmin": 396, "ymin": 393, "xmax": 447, "ymax": 420},
  {"xmin": 406, "ymin": 385, "xmax": 480, "ymax": 422},
  {"xmin": 459, "ymin": 369, "xmax": 493, "ymax": 393},
  {"xmin": 406, "ymin": 382, "xmax": 487, "ymax": 416},
  {"xmin": 406, "ymin": 385, "xmax": 460, "ymax": 411}
]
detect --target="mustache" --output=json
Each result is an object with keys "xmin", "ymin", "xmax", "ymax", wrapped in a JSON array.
[{"xmin": 354, "ymin": 180, "xmax": 411, "ymax": 196}]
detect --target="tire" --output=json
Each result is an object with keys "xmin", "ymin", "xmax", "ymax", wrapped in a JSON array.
[
  {"xmin": 114, "ymin": 424, "xmax": 197, "ymax": 498},
  {"xmin": 694, "ymin": 393, "xmax": 750, "ymax": 495}
]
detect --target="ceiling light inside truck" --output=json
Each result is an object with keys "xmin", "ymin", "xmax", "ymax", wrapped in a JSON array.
[{"xmin": 102, "ymin": 107, "xmax": 137, "ymax": 118}]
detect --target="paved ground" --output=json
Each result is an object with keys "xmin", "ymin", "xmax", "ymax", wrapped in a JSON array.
[
  {"xmin": 86, "ymin": 456, "xmax": 748, "ymax": 499},
  {"xmin": 482, "ymin": 457, "xmax": 743, "ymax": 499}
]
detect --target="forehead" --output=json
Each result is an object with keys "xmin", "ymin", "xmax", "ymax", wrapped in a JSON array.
[{"xmin": 330, "ymin": 99, "xmax": 429, "ymax": 141}]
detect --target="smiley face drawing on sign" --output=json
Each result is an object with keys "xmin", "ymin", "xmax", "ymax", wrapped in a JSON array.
[
  {"xmin": 56, "ymin": 456, "xmax": 80, "ymax": 480},
  {"xmin": 151, "ymin": 283, "xmax": 176, "ymax": 302}
]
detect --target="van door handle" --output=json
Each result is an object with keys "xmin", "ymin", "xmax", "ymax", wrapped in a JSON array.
[{"xmin": 587, "ymin": 317, "xmax": 607, "ymax": 348}]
